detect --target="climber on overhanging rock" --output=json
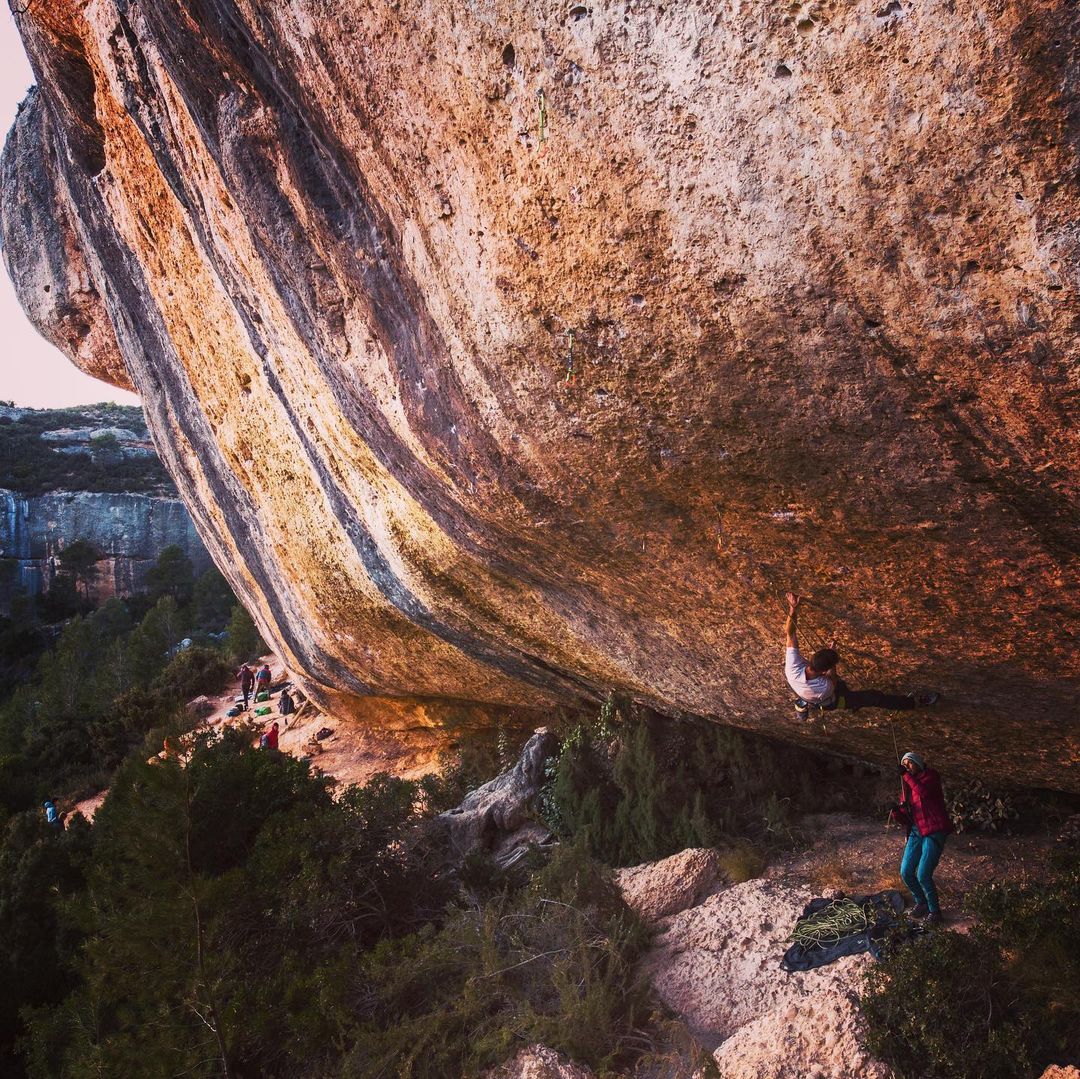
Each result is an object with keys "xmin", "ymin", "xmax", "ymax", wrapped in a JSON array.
[
  {"xmin": 783, "ymin": 592, "xmax": 939, "ymax": 721},
  {"xmin": 889, "ymin": 751, "xmax": 953, "ymax": 925}
]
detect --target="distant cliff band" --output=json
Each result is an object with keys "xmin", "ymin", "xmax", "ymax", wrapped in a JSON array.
[{"xmin": 0, "ymin": 489, "xmax": 211, "ymax": 610}]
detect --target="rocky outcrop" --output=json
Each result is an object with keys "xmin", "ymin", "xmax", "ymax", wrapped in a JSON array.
[
  {"xmin": 488, "ymin": 1045, "xmax": 594, "ymax": 1079},
  {"xmin": 2, "ymin": 1, "xmax": 1079, "ymax": 787},
  {"xmin": 0, "ymin": 406, "xmax": 209, "ymax": 608},
  {"xmin": 0, "ymin": 489, "xmax": 211, "ymax": 608},
  {"xmin": 40, "ymin": 425, "xmax": 155, "ymax": 458},
  {"xmin": 643, "ymin": 876, "xmax": 890, "ymax": 1079},
  {"xmin": 437, "ymin": 727, "xmax": 557, "ymax": 860},
  {"xmin": 614, "ymin": 848, "xmax": 723, "ymax": 927}
]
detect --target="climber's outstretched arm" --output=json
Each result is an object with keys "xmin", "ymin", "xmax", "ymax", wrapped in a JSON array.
[{"xmin": 784, "ymin": 592, "xmax": 801, "ymax": 648}]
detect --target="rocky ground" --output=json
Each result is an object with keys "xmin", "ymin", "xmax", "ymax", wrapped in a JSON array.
[
  {"xmin": 773, "ymin": 811, "xmax": 1061, "ymax": 933},
  {"xmin": 616, "ymin": 818, "xmax": 1064, "ymax": 1079},
  {"xmin": 642, "ymin": 873, "xmax": 889, "ymax": 1079},
  {"xmin": 617, "ymin": 816, "xmax": 1062, "ymax": 1079},
  {"xmin": 200, "ymin": 657, "xmax": 445, "ymax": 787}
]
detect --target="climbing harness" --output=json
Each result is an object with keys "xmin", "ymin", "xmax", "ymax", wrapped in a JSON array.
[
  {"xmin": 794, "ymin": 696, "xmax": 831, "ymax": 731},
  {"xmin": 537, "ymin": 88, "xmax": 548, "ymax": 143},
  {"xmin": 564, "ymin": 329, "xmax": 576, "ymax": 383}
]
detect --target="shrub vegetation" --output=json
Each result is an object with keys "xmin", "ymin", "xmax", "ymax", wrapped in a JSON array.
[
  {"xmin": 4, "ymin": 731, "xmax": 660, "ymax": 1079},
  {"xmin": 541, "ymin": 696, "xmax": 825, "ymax": 867},
  {"xmin": 0, "ymin": 405, "xmax": 171, "ymax": 497},
  {"xmin": 0, "ymin": 546, "xmax": 259, "ymax": 814}
]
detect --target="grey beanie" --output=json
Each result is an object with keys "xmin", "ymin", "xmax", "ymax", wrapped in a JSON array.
[{"xmin": 901, "ymin": 751, "xmax": 926, "ymax": 771}]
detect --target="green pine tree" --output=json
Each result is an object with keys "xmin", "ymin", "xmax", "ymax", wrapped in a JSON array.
[
  {"xmin": 225, "ymin": 604, "xmax": 265, "ymax": 663},
  {"xmin": 144, "ymin": 545, "xmax": 196, "ymax": 607}
]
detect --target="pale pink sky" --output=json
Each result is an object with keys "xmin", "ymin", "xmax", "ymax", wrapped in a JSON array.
[{"xmin": 0, "ymin": 12, "xmax": 139, "ymax": 408}]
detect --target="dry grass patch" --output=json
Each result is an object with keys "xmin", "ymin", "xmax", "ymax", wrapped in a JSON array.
[{"xmin": 718, "ymin": 841, "xmax": 767, "ymax": 883}]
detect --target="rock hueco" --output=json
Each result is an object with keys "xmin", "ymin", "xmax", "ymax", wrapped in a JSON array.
[{"xmin": 2, "ymin": 1, "xmax": 1078, "ymax": 788}]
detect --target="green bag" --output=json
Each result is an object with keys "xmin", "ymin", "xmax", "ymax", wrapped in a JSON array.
[
  {"xmin": 255, "ymin": 691, "xmax": 270, "ymax": 702},
  {"xmin": 254, "ymin": 706, "xmax": 271, "ymax": 717}
]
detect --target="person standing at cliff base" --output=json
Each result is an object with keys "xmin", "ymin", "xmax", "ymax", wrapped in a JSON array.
[
  {"xmin": 783, "ymin": 592, "xmax": 940, "ymax": 721},
  {"xmin": 278, "ymin": 687, "xmax": 295, "ymax": 720},
  {"xmin": 890, "ymin": 751, "xmax": 953, "ymax": 925},
  {"xmin": 256, "ymin": 663, "xmax": 272, "ymax": 698},
  {"xmin": 238, "ymin": 663, "xmax": 255, "ymax": 710}
]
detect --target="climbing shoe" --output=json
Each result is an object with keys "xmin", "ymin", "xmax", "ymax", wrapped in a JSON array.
[
  {"xmin": 924, "ymin": 911, "xmax": 944, "ymax": 927},
  {"xmin": 794, "ymin": 698, "xmax": 811, "ymax": 721},
  {"xmin": 912, "ymin": 691, "xmax": 941, "ymax": 707},
  {"xmin": 910, "ymin": 902, "xmax": 929, "ymax": 919}
]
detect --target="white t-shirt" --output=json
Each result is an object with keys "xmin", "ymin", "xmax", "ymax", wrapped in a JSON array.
[{"xmin": 785, "ymin": 646, "xmax": 835, "ymax": 703}]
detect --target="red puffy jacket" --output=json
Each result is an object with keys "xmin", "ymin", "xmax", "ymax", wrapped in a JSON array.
[{"xmin": 898, "ymin": 766, "xmax": 953, "ymax": 837}]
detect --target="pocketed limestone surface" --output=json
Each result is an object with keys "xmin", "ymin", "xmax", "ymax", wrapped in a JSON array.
[{"xmin": 3, "ymin": 0, "xmax": 1078, "ymax": 785}]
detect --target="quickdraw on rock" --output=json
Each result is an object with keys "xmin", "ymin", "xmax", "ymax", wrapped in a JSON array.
[
  {"xmin": 537, "ymin": 88, "xmax": 548, "ymax": 143},
  {"xmin": 565, "ymin": 329, "xmax": 576, "ymax": 383}
]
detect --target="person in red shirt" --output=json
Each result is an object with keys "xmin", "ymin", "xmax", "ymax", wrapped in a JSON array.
[
  {"xmin": 264, "ymin": 722, "xmax": 280, "ymax": 752},
  {"xmin": 891, "ymin": 751, "xmax": 953, "ymax": 925}
]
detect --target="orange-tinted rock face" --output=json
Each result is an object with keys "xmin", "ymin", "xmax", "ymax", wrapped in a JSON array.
[{"xmin": 2, "ymin": 1, "xmax": 1078, "ymax": 787}]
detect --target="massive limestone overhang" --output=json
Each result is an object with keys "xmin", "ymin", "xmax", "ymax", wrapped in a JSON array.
[{"xmin": 2, "ymin": 0, "xmax": 1078, "ymax": 788}]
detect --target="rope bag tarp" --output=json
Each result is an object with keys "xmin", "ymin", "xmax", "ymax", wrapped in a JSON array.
[{"xmin": 780, "ymin": 890, "xmax": 914, "ymax": 972}]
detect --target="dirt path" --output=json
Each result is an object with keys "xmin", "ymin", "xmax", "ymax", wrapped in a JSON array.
[{"xmin": 72, "ymin": 654, "xmax": 443, "ymax": 822}]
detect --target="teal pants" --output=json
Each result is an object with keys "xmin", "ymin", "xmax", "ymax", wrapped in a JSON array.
[{"xmin": 900, "ymin": 830, "xmax": 947, "ymax": 914}]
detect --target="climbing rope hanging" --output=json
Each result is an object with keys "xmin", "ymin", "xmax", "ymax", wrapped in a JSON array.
[{"xmin": 564, "ymin": 329, "xmax": 575, "ymax": 383}]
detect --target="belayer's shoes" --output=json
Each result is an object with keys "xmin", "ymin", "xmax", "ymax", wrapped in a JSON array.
[
  {"xmin": 794, "ymin": 698, "xmax": 811, "ymax": 722},
  {"xmin": 910, "ymin": 902, "xmax": 930, "ymax": 919},
  {"xmin": 924, "ymin": 911, "xmax": 944, "ymax": 927}
]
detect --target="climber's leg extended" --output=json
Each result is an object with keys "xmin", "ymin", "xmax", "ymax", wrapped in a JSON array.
[
  {"xmin": 836, "ymin": 682, "xmax": 940, "ymax": 712},
  {"xmin": 900, "ymin": 830, "xmax": 929, "ymax": 909},
  {"xmin": 916, "ymin": 832, "xmax": 947, "ymax": 915},
  {"xmin": 845, "ymin": 688, "xmax": 918, "ymax": 710}
]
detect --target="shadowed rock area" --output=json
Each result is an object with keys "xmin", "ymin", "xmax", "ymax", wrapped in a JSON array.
[{"xmin": 1, "ymin": 0, "xmax": 1077, "ymax": 788}]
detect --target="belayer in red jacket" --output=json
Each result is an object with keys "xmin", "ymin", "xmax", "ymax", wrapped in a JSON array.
[{"xmin": 890, "ymin": 751, "xmax": 953, "ymax": 924}]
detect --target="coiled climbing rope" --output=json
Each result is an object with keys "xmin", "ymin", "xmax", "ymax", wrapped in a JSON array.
[{"xmin": 788, "ymin": 899, "xmax": 871, "ymax": 949}]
